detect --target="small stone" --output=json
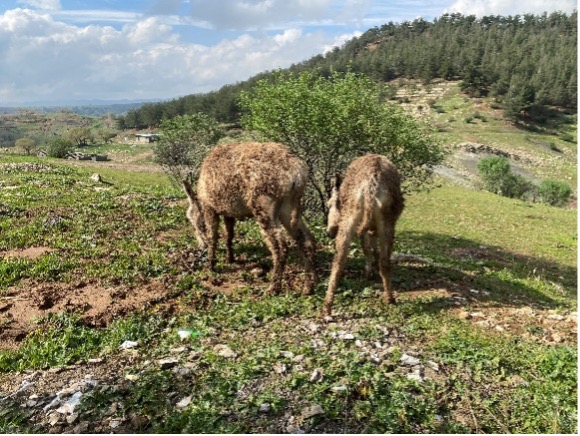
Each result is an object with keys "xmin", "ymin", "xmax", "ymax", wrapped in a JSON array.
[
  {"xmin": 169, "ymin": 346, "xmax": 188, "ymax": 353},
  {"xmin": 406, "ymin": 373, "xmax": 424, "ymax": 382},
  {"xmin": 159, "ymin": 358, "xmax": 179, "ymax": 369},
  {"xmin": 458, "ymin": 311, "xmax": 471, "ymax": 320},
  {"xmin": 259, "ymin": 403, "xmax": 271, "ymax": 413},
  {"xmin": 130, "ymin": 414, "xmax": 149, "ymax": 429},
  {"xmin": 547, "ymin": 314, "xmax": 565, "ymax": 321},
  {"xmin": 307, "ymin": 322, "xmax": 321, "ymax": 333},
  {"xmin": 331, "ymin": 385, "xmax": 347, "ymax": 392},
  {"xmin": 280, "ymin": 351, "xmax": 295, "ymax": 359},
  {"xmin": 26, "ymin": 399, "xmax": 38, "ymax": 408},
  {"xmin": 301, "ymin": 405, "xmax": 324, "ymax": 419},
  {"xmin": 354, "ymin": 339, "xmax": 363, "ymax": 347},
  {"xmin": 250, "ymin": 267, "xmax": 265, "ymax": 277},
  {"xmin": 73, "ymin": 422, "xmax": 89, "ymax": 434},
  {"xmin": 66, "ymin": 413, "xmax": 79, "ymax": 424},
  {"xmin": 125, "ymin": 374, "xmax": 140, "ymax": 381},
  {"xmin": 273, "ymin": 362, "xmax": 287, "ymax": 374},
  {"xmin": 400, "ymin": 353, "xmax": 421, "ymax": 366},
  {"xmin": 426, "ymin": 360, "xmax": 440, "ymax": 372},
  {"xmin": 293, "ymin": 354, "xmax": 305, "ymax": 363},
  {"xmin": 90, "ymin": 173, "xmax": 102, "ymax": 183},
  {"xmin": 119, "ymin": 340, "xmax": 139, "ymax": 349},
  {"xmin": 109, "ymin": 419, "xmax": 122, "ymax": 429},
  {"xmin": 214, "ymin": 344, "xmax": 237, "ymax": 359},
  {"xmin": 47, "ymin": 412, "xmax": 61, "ymax": 426},
  {"xmin": 339, "ymin": 333, "xmax": 355, "ymax": 340},
  {"xmin": 87, "ymin": 358, "xmax": 103, "ymax": 363},
  {"xmin": 176, "ymin": 396, "xmax": 192, "ymax": 409},
  {"xmin": 309, "ymin": 368, "xmax": 323, "ymax": 383},
  {"xmin": 469, "ymin": 289, "xmax": 480, "ymax": 294},
  {"xmin": 495, "ymin": 325, "xmax": 505, "ymax": 332},
  {"xmin": 48, "ymin": 367, "xmax": 64, "ymax": 374}
]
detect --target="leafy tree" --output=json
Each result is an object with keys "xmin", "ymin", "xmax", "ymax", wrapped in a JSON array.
[
  {"xmin": 477, "ymin": 156, "xmax": 532, "ymax": 199},
  {"xmin": 239, "ymin": 69, "xmax": 444, "ymax": 217},
  {"xmin": 66, "ymin": 127, "xmax": 93, "ymax": 147},
  {"xmin": 15, "ymin": 137, "xmax": 36, "ymax": 156},
  {"xmin": 153, "ymin": 113, "xmax": 224, "ymax": 185},
  {"xmin": 536, "ymin": 180, "xmax": 572, "ymax": 207},
  {"xmin": 96, "ymin": 130, "xmax": 117, "ymax": 144},
  {"xmin": 46, "ymin": 138, "xmax": 74, "ymax": 158}
]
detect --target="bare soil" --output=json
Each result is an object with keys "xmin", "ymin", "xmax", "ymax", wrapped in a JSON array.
[{"xmin": 0, "ymin": 280, "xmax": 169, "ymax": 349}]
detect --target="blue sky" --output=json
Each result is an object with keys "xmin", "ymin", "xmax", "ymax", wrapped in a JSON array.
[{"xmin": 0, "ymin": 0, "xmax": 576, "ymax": 104}]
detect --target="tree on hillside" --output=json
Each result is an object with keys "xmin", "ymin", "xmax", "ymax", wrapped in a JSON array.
[
  {"xmin": 239, "ymin": 69, "xmax": 445, "ymax": 217},
  {"xmin": 66, "ymin": 127, "xmax": 94, "ymax": 147},
  {"xmin": 15, "ymin": 137, "xmax": 36, "ymax": 156},
  {"xmin": 153, "ymin": 113, "xmax": 224, "ymax": 185}
]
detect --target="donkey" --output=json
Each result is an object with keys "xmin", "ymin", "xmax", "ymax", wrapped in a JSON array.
[
  {"xmin": 182, "ymin": 142, "xmax": 316, "ymax": 294},
  {"xmin": 322, "ymin": 154, "xmax": 404, "ymax": 316}
]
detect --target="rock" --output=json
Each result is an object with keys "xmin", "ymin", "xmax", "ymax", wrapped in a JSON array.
[
  {"xmin": 250, "ymin": 267, "xmax": 265, "ymax": 277},
  {"xmin": 125, "ymin": 374, "xmax": 140, "ymax": 381},
  {"xmin": 400, "ymin": 353, "xmax": 421, "ymax": 366},
  {"xmin": 176, "ymin": 396, "xmax": 192, "ymax": 409},
  {"xmin": 547, "ymin": 314, "xmax": 565, "ymax": 321},
  {"xmin": 26, "ymin": 399, "xmax": 38, "ymax": 407},
  {"xmin": 259, "ymin": 403, "xmax": 271, "ymax": 413},
  {"xmin": 495, "ymin": 325, "xmax": 505, "ymax": 332},
  {"xmin": 307, "ymin": 322, "xmax": 321, "ymax": 333},
  {"xmin": 301, "ymin": 405, "xmax": 324, "ymax": 419},
  {"xmin": 66, "ymin": 413, "xmax": 79, "ymax": 424},
  {"xmin": 44, "ymin": 395, "xmax": 62, "ymax": 412},
  {"xmin": 406, "ymin": 373, "xmax": 424, "ymax": 383},
  {"xmin": 170, "ymin": 346, "xmax": 189, "ymax": 353},
  {"xmin": 355, "ymin": 339, "xmax": 363, "ymax": 347},
  {"xmin": 309, "ymin": 368, "xmax": 323, "ymax": 383},
  {"xmin": 119, "ymin": 340, "xmax": 139, "ymax": 350},
  {"xmin": 331, "ymin": 385, "xmax": 348, "ymax": 392},
  {"xmin": 56, "ymin": 392, "xmax": 82, "ymax": 415},
  {"xmin": 90, "ymin": 173, "xmax": 102, "ymax": 183},
  {"xmin": 110, "ymin": 419, "xmax": 123, "ymax": 429},
  {"xmin": 130, "ymin": 414, "xmax": 149, "ymax": 429},
  {"xmin": 426, "ymin": 360, "xmax": 440, "ymax": 372},
  {"xmin": 280, "ymin": 351, "xmax": 295, "ymax": 359},
  {"xmin": 72, "ymin": 422, "xmax": 89, "ymax": 434},
  {"xmin": 293, "ymin": 354, "xmax": 305, "ymax": 363},
  {"xmin": 214, "ymin": 344, "xmax": 237, "ymax": 359},
  {"xmin": 339, "ymin": 333, "xmax": 355, "ymax": 340},
  {"xmin": 273, "ymin": 362, "xmax": 287, "ymax": 374},
  {"xmin": 87, "ymin": 358, "xmax": 103, "ymax": 363},
  {"xmin": 457, "ymin": 311, "xmax": 471, "ymax": 320},
  {"xmin": 47, "ymin": 412, "xmax": 61, "ymax": 426}
]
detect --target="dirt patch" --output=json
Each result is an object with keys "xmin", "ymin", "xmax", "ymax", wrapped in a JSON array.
[
  {"xmin": 0, "ymin": 281, "xmax": 170, "ymax": 349},
  {"xmin": 3, "ymin": 247, "xmax": 55, "ymax": 260}
]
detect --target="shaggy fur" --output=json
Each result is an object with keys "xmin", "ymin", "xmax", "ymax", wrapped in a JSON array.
[
  {"xmin": 323, "ymin": 154, "xmax": 404, "ymax": 316},
  {"xmin": 183, "ymin": 142, "xmax": 317, "ymax": 294}
]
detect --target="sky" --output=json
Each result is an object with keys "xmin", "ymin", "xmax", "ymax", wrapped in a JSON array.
[{"xmin": 0, "ymin": 0, "xmax": 576, "ymax": 105}]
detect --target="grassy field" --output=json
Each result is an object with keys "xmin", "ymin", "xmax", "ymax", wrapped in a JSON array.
[{"xmin": 0, "ymin": 149, "xmax": 576, "ymax": 433}]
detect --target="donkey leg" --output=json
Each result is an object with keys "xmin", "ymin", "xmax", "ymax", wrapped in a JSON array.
[
  {"xmin": 253, "ymin": 201, "xmax": 287, "ymax": 294},
  {"xmin": 205, "ymin": 210, "xmax": 220, "ymax": 271},
  {"xmin": 224, "ymin": 216, "xmax": 236, "ymax": 263},
  {"xmin": 361, "ymin": 231, "xmax": 378, "ymax": 279},
  {"xmin": 281, "ymin": 210, "xmax": 317, "ymax": 295},
  {"xmin": 322, "ymin": 224, "xmax": 355, "ymax": 317},
  {"xmin": 377, "ymin": 221, "xmax": 396, "ymax": 305}
]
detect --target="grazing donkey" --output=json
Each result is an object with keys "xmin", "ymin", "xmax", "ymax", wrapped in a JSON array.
[
  {"xmin": 182, "ymin": 142, "xmax": 316, "ymax": 294},
  {"xmin": 322, "ymin": 154, "xmax": 404, "ymax": 316}
]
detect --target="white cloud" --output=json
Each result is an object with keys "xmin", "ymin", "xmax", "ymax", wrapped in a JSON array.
[
  {"xmin": 0, "ymin": 8, "xmax": 340, "ymax": 103},
  {"xmin": 444, "ymin": 0, "xmax": 577, "ymax": 16}
]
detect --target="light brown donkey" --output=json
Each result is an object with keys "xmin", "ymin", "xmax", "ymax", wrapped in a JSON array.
[
  {"xmin": 323, "ymin": 154, "xmax": 404, "ymax": 316},
  {"xmin": 182, "ymin": 142, "xmax": 316, "ymax": 294}
]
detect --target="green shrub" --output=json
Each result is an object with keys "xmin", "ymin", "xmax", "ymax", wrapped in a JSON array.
[
  {"xmin": 477, "ymin": 156, "xmax": 532, "ymax": 199},
  {"xmin": 536, "ymin": 180, "xmax": 572, "ymax": 207},
  {"xmin": 46, "ymin": 138, "xmax": 74, "ymax": 158}
]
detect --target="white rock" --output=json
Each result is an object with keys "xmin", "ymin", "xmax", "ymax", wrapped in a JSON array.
[
  {"xmin": 331, "ymin": 385, "xmax": 348, "ymax": 392},
  {"xmin": 339, "ymin": 333, "xmax": 355, "ymax": 340},
  {"xmin": 273, "ymin": 362, "xmax": 287, "ymax": 374},
  {"xmin": 176, "ymin": 396, "xmax": 192, "ymax": 409},
  {"xmin": 426, "ymin": 360, "xmax": 440, "ymax": 371},
  {"xmin": 400, "ymin": 353, "xmax": 421, "ymax": 366},
  {"xmin": 119, "ymin": 340, "xmax": 138, "ymax": 349},
  {"xmin": 259, "ymin": 403, "xmax": 271, "ymax": 413},
  {"xmin": 125, "ymin": 374, "xmax": 140, "ymax": 381},
  {"xmin": 56, "ymin": 392, "xmax": 82, "ymax": 415},
  {"xmin": 159, "ymin": 358, "xmax": 179, "ymax": 369},
  {"xmin": 47, "ymin": 412, "xmax": 61, "ymax": 426},
  {"xmin": 406, "ymin": 373, "xmax": 424, "ymax": 382},
  {"xmin": 280, "ymin": 351, "xmax": 295, "ymax": 359},
  {"xmin": 309, "ymin": 368, "xmax": 323, "ymax": 383},
  {"xmin": 110, "ymin": 419, "xmax": 123, "ymax": 429}
]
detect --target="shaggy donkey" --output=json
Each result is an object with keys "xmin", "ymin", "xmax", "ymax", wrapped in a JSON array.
[
  {"xmin": 182, "ymin": 142, "xmax": 316, "ymax": 294},
  {"xmin": 322, "ymin": 154, "xmax": 404, "ymax": 316}
]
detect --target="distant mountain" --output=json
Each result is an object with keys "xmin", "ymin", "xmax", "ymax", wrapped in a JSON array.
[{"xmin": 0, "ymin": 99, "xmax": 164, "ymax": 116}]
